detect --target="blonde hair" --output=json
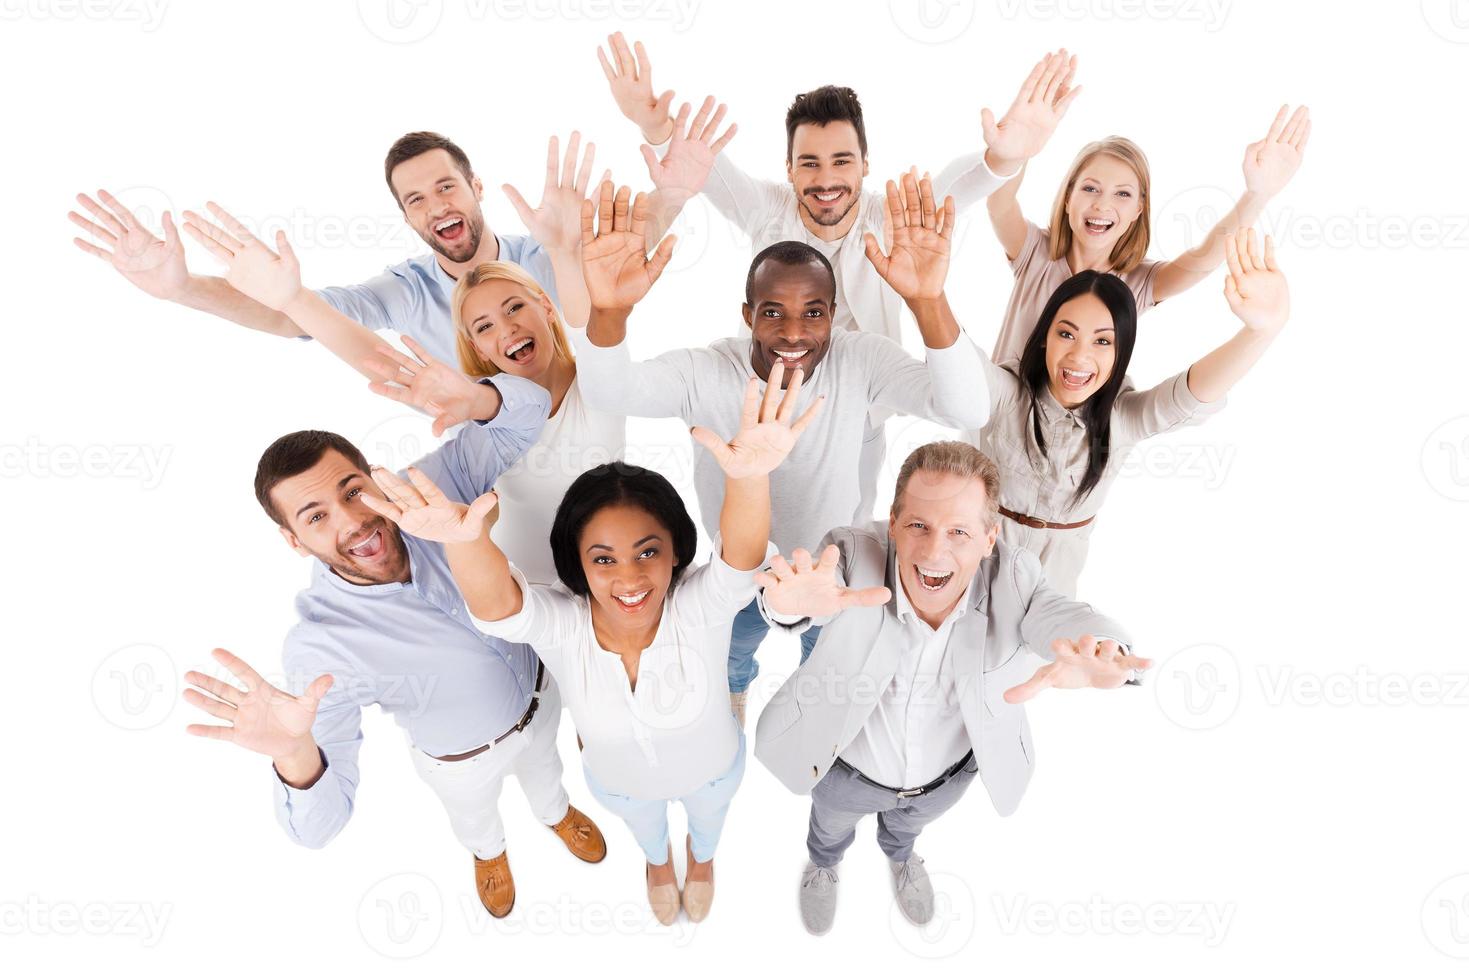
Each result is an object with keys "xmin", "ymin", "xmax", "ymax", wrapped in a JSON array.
[
  {"xmin": 450, "ymin": 262, "xmax": 575, "ymax": 377},
  {"xmin": 1047, "ymin": 136, "xmax": 1152, "ymax": 274},
  {"xmin": 891, "ymin": 441, "xmax": 1002, "ymax": 529}
]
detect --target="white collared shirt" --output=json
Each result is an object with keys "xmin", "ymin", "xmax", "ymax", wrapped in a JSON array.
[{"xmin": 839, "ymin": 575, "xmax": 975, "ymax": 788}]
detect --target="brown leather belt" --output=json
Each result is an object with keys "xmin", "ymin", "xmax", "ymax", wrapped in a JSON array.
[
  {"xmin": 1000, "ymin": 505, "xmax": 1095, "ymax": 531},
  {"xmin": 430, "ymin": 661, "xmax": 545, "ymax": 762}
]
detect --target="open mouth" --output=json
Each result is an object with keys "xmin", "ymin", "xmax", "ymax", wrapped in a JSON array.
[
  {"xmin": 504, "ymin": 336, "xmax": 536, "ymax": 363},
  {"xmin": 915, "ymin": 565, "xmax": 954, "ymax": 592},
  {"xmin": 433, "ymin": 216, "xmax": 466, "ymax": 242},
  {"xmin": 807, "ymin": 188, "xmax": 847, "ymax": 207},
  {"xmin": 770, "ymin": 347, "xmax": 811, "ymax": 371},
  {"xmin": 612, "ymin": 588, "xmax": 653, "ymax": 613},
  {"xmin": 345, "ymin": 528, "xmax": 386, "ymax": 561},
  {"xmin": 1082, "ymin": 216, "xmax": 1115, "ymax": 236},
  {"xmin": 1060, "ymin": 367, "xmax": 1095, "ymax": 391}
]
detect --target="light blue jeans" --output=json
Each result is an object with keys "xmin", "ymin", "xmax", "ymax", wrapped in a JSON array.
[
  {"xmin": 583, "ymin": 731, "xmax": 747, "ymax": 865},
  {"xmin": 727, "ymin": 598, "xmax": 822, "ymax": 694}
]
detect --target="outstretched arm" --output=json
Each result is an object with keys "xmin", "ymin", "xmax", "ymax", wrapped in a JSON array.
[
  {"xmin": 70, "ymin": 189, "xmax": 303, "ymax": 337},
  {"xmin": 756, "ymin": 543, "xmax": 891, "ymax": 625},
  {"xmin": 640, "ymin": 96, "xmax": 738, "ymax": 242},
  {"xmin": 1153, "ymin": 105, "xmax": 1310, "ymax": 301},
  {"xmin": 1184, "ymin": 229, "xmax": 1291, "ymax": 404},
  {"xmin": 580, "ymin": 181, "xmax": 677, "ymax": 348}
]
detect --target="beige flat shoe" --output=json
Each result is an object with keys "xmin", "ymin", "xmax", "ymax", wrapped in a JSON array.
[
  {"xmin": 646, "ymin": 843, "xmax": 680, "ymax": 925},
  {"xmin": 730, "ymin": 690, "xmax": 747, "ymax": 728},
  {"xmin": 682, "ymin": 833, "xmax": 714, "ymax": 922}
]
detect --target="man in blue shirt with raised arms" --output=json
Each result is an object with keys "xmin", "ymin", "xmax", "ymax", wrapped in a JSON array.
[
  {"xmin": 180, "ymin": 371, "xmax": 606, "ymax": 920},
  {"xmin": 69, "ymin": 130, "xmax": 599, "ymax": 366}
]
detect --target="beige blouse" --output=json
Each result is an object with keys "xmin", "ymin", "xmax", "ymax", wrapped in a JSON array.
[
  {"xmin": 967, "ymin": 352, "xmax": 1226, "ymax": 597},
  {"xmin": 992, "ymin": 222, "xmax": 1164, "ymax": 363}
]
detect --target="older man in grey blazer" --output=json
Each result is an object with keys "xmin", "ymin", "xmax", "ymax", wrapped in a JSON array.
[{"xmin": 752, "ymin": 441, "xmax": 1151, "ymax": 935}]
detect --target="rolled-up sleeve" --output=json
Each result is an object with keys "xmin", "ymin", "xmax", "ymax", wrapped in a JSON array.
[
  {"xmin": 571, "ymin": 330, "xmax": 698, "ymax": 420},
  {"xmin": 933, "ymin": 151, "xmax": 1017, "ymax": 211},
  {"xmin": 1113, "ymin": 368, "xmax": 1228, "ymax": 445},
  {"xmin": 410, "ymin": 374, "xmax": 551, "ymax": 500}
]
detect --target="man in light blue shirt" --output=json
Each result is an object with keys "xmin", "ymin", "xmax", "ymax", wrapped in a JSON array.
[
  {"xmin": 181, "ymin": 372, "xmax": 607, "ymax": 919},
  {"xmin": 70, "ymin": 131, "xmax": 594, "ymax": 366}
]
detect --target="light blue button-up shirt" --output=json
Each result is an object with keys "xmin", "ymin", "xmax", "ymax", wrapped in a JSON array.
[
  {"xmin": 272, "ymin": 373, "xmax": 551, "ymax": 849},
  {"xmin": 314, "ymin": 233, "xmax": 559, "ymax": 365}
]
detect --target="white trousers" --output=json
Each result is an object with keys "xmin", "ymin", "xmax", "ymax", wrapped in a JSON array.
[{"xmin": 409, "ymin": 673, "xmax": 570, "ymax": 860}]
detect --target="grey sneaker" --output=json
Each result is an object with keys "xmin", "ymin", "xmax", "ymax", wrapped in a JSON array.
[
  {"xmin": 799, "ymin": 861, "xmax": 840, "ymax": 935},
  {"xmin": 890, "ymin": 854, "xmax": 934, "ymax": 925}
]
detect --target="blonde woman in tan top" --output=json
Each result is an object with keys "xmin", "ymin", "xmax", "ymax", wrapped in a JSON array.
[{"xmin": 985, "ymin": 105, "xmax": 1310, "ymax": 364}]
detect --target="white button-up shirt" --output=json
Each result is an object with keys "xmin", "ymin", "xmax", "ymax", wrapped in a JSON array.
[{"xmin": 839, "ymin": 575, "xmax": 975, "ymax": 789}]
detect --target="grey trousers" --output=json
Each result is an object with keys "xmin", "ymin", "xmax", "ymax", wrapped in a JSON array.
[{"xmin": 807, "ymin": 755, "xmax": 980, "ymax": 867}]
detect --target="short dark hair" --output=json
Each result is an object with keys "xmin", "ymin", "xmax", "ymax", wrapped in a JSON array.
[
  {"xmin": 785, "ymin": 85, "xmax": 867, "ymax": 162},
  {"xmin": 254, "ymin": 430, "xmax": 371, "ymax": 527},
  {"xmin": 383, "ymin": 131, "xmax": 475, "ymax": 207},
  {"xmin": 548, "ymin": 463, "xmax": 698, "ymax": 597},
  {"xmin": 745, "ymin": 240, "xmax": 836, "ymax": 305}
]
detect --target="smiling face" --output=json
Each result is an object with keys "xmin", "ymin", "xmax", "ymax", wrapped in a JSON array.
[
  {"xmin": 1064, "ymin": 153, "xmax": 1144, "ymax": 258},
  {"xmin": 270, "ymin": 449, "xmax": 409, "ymax": 586},
  {"xmin": 460, "ymin": 277, "xmax": 560, "ymax": 381},
  {"xmin": 579, "ymin": 502, "xmax": 680, "ymax": 638},
  {"xmin": 390, "ymin": 148, "xmax": 488, "ymax": 265},
  {"xmin": 743, "ymin": 258, "xmax": 836, "ymax": 387},
  {"xmin": 888, "ymin": 470, "xmax": 999, "ymax": 626},
  {"xmin": 1044, "ymin": 291, "xmax": 1118, "ymax": 409},
  {"xmin": 787, "ymin": 121, "xmax": 868, "ymax": 232}
]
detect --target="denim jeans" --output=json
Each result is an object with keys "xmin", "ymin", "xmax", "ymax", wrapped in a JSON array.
[{"xmin": 726, "ymin": 597, "xmax": 822, "ymax": 694}]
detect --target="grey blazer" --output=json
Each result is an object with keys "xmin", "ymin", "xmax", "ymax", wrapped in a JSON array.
[{"xmin": 753, "ymin": 522, "xmax": 1132, "ymax": 817}]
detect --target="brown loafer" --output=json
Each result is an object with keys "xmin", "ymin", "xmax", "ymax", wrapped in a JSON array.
[
  {"xmin": 682, "ymin": 833, "xmax": 715, "ymax": 922},
  {"xmin": 474, "ymin": 851, "xmax": 515, "ymax": 918},
  {"xmin": 549, "ymin": 804, "xmax": 608, "ymax": 863}
]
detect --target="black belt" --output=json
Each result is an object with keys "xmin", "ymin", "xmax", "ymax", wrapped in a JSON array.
[
  {"xmin": 431, "ymin": 661, "xmax": 545, "ymax": 761},
  {"xmin": 837, "ymin": 749, "xmax": 975, "ymax": 799}
]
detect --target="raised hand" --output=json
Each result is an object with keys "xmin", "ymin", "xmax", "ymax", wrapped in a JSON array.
[
  {"xmin": 1003, "ymin": 635, "xmax": 1152, "ymax": 704},
  {"xmin": 692, "ymin": 361, "xmax": 824, "ymax": 480},
  {"xmin": 598, "ymin": 31, "xmax": 675, "ymax": 142},
  {"xmin": 182, "ymin": 203, "xmax": 302, "ymax": 311},
  {"xmin": 1222, "ymin": 230, "xmax": 1289, "ymax": 333},
  {"xmin": 864, "ymin": 170, "xmax": 955, "ymax": 301},
  {"xmin": 184, "ymin": 648, "xmax": 332, "ymax": 765},
  {"xmin": 640, "ymin": 95, "xmax": 737, "ymax": 199},
  {"xmin": 363, "ymin": 336, "xmax": 496, "ymax": 438},
  {"xmin": 1243, "ymin": 104, "xmax": 1310, "ymax": 199},
  {"xmin": 755, "ymin": 544, "xmax": 891, "ymax": 618},
  {"xmin": 580, "ymin": 181, "xmax": 676, "ymax": 312},
  {"xmin": 361, "ymin": 465, "xmax": 499, "ymax": 545},
  {"xmin": 981, "ymin": 49, "xmax": 1081, "ymax": 174},
  {"xmin": 70, "ymin": 189, "xmax": 188, "ymax": 300},
  {"xmin": 503, "ymin": 132, "xmax": 607, "ymax": 252}
]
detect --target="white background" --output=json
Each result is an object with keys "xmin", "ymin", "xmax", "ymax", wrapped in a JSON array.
[{"xmin": 4, "ymin": 0, "xmax": 1469, "ymax": 974}]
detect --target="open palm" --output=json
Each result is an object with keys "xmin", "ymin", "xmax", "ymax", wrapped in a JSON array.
[
  {"xmin": 641, "ymin": 96, "xmax": 736, "ymax": 198},
  {"xmin": 864, "ymin": 171, "xmax": 954, "ymax": 301},
  {"xmin": 364, "ymin": 337, "xmax": 488, "ymax": 437},
  {"xmin": 361, "ymin": 465, "xmax": 499, "ymax": 545},
  {"xmin": 1003, "ymin": 635, "xmax": 1152, "ymax": 704},
  {"xmin": 182, "ymin": 202, "xmax": 302, "ymax": 311},
  {"xmin": 981, "ymin": 50, "xmax": 1080, "ymax": 168},
  {"xmin": 70, "ymin": 189, "xmax": 188, "ymax": 300},
  {"xmin": 184, "ymin": 648, "xmax": 331, "ymax": 760},
  {"xmin": 692, "ymin": 361, "xmax": 824, "ymax": 480},
  {"xmin": 580, "ymin": 181, "xmax": 676, "ymax": 311},
  {"xmin": 504, "ymin": 132, "xmax": 605, "ymax": 251},
  {"xmin": 755, "ymin": 544, "xmax": 891, "ymax": 619},
  {"xmin": 1223, "ymin": 230, "xmax": 1289, "ymax": 333},
  {"xmin": 1242, "ymin": 105, "xmax": 1310, "ymax": 199}
]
